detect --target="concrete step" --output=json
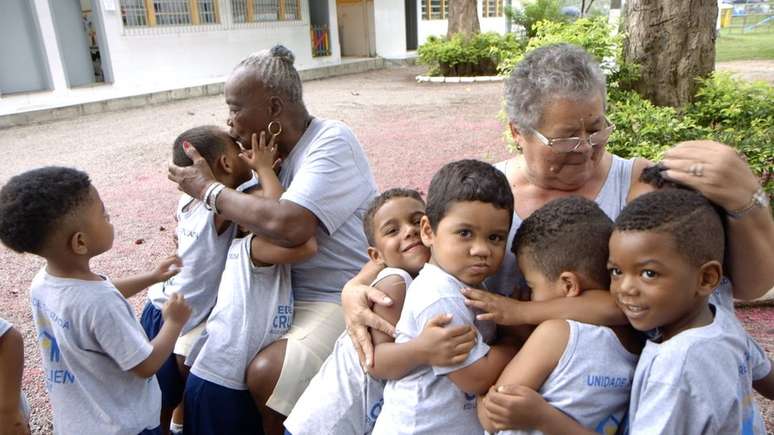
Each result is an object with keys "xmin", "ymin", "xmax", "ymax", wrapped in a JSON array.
[{"xmin": 0, "ymin": 57, "xmax": 388, "ymax": 129}]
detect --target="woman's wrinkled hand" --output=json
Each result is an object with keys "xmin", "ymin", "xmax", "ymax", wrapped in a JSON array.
[
  {"xmin": 461, "ymin": 287, "xmax": 523, "ymax": 325},
  {"xmin": 342, "ymin": 280, "xmax": 395, "ymax": 368},
  {"xmin": 167, "ymin": 142, "xmax": 217, "ymax": 200},
  {"xmin": 661, "ymin": 140, "xmax": 760, "ymax": 212}
]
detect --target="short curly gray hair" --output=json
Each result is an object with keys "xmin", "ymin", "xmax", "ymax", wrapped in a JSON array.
[
  {"xmin": 504, "ymin": 44, "xmax": 606, "ymax": 131},
  {"xmin": 237, "ymin": 45, "xmax": 304, "ymax": 104}
]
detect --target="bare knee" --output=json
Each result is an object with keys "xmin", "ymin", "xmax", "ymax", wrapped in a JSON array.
[{"xmin": 246, "ymin": 339, "xmax": 287, "ymax": 404}]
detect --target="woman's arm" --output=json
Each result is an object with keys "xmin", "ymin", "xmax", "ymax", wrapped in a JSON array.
[
  {"xmin": 168, "ymin": 145, "xmax": 317, "ymax": 248},
  {"xmin": 462, "ymin": 289, "xmax": 627, "ymax": 326},
  {"xmin": 662, "ymin": 141, "xmax": 774, "ymax": 299}
]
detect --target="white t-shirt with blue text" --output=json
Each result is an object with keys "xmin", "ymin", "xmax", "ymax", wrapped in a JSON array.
[
  {"xmin": 278, "ymin": 118, "xmax": 377, "ymax": 303},
  {"xmin": 284, "ymin": 267, "xmax": 413, "ymax": 435},
  {"xmin": 627, "ymin": 304, "xmax": 766, "ymax": 434},
  {"xmin": 29, "ymin": 268, "xmax": 160, "ymax": 435},
  {"xmin": 188, "ymin": 235, "xmax": 293, "ymax": 390},
  {"xmin": 373, "ymin": 263, "xmax": 496, "ymax": 435}
]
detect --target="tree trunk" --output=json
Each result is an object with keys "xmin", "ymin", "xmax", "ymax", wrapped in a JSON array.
[
  {"xmin": 447, "ymin": 0, "xmax": 480, "ymax": 38},
  {"xmin": 623, "ymin": 0, "xmax": 717, "ymax": 108}
]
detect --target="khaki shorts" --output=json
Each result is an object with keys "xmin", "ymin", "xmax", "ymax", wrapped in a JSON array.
[
  {"xmin": 173, "ymin": 321, "xmax": 206, "ymax": 357},
  {"xmin": 266, "ymin": 300, "xmax": 345, "ymax": 415}
]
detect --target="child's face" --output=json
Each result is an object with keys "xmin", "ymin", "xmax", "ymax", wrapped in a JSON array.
[
  {"xmin": 81, "ymin": 186, "xmax": 114, "ymax": 256},
  {"xmin": 370, "ymin": 197, "xmax": 429, "ymax": 276},
  {"xmin": 421, "ymin": 201, "xmax": 510, "ymax": 287},
  {"xmin": 516, "ymin": 250, "xmax": 566, "ymax": 302},
  {"xmin": 608, "ymin": 230, "xmax": 707, "ymax": 340},
  {"xmin": 221, "ymin": 138, "xmax": 253, "ymax": 188}
]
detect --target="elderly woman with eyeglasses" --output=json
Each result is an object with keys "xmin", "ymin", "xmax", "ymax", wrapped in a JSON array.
[{"xmin": 339, "ymin": 43, "xmax": 774, "ymax": 430}]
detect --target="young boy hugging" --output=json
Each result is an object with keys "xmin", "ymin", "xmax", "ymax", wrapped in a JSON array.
[
  {"xmin": 478, "ymin": 196, "xmax": 642, "ymax": 435},
  {"xmin": 285, "ymin": 188, "xmax": 476, "ymax": 435},
  {"xmin": 0, "ymin": 167, "xmax": 191, "ymax": 435},
  {"xmin": 141, "ymin": 126, "xmax": 278, "ymax": 434},
  {"xmin": 640, "ymin": 165, "xmax": 774, "ymax": 400},
  {"xmin": 372, "ymin": 160, "xmax": 520, "ymax": 434},
  {"xmin": 609, "ymin": 189, "xmax": 766, "ymax": 433},
  {"xmin": 0, "ymin": 316, "xmax": 30, "ymax": 435},
  {"xmin": 182, "ymin": 134, "xmax": 315, "ymax": 435}
]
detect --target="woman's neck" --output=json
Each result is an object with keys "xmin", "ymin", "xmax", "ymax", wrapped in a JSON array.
[{"xmin": 277, "ymin": 109, "xmax": 313, "ymax": 158}]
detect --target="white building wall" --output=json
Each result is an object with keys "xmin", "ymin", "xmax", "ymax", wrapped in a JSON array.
[
  {"xmin": 373, "ymin": 0, "xmax": 408, "ymax": 58},
  {"xmin": 417, "ymin": 1, "xmax": 509, "ymax": 46},
  {"xmin": 99, "ymin": 0, "xmax": 341, "ymax": 91}
]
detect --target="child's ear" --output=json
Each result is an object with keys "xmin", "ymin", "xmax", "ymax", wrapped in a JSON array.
[
  {"xmin": 558, "ymin": 271, "xmax": 582, "ymax": 297},
  {"xmin": 69, "ymin": 232, "xmax": 88, "ymax": 255},
  {"xmin": 367, "ymin": 247, "xmax": 384, "ymax": 266},
  {"xmin": 419, "ymin": 216, "xmax": 434, "ymax": 248},
  {"xmin": 697, "ymin": 260, "xmax": 722, "ymax": 297},
  {"xmin": 218, "ymin": 154, "xmax": 233, "ymax": 175}
]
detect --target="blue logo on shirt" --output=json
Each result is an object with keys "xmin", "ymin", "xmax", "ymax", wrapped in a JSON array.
[{"xmin": 39, "ymin": 330, "xmax": 61, "ymax": 363}]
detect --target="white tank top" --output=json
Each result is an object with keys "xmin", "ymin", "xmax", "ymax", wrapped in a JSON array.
[
  {"xmin": 148, "ymin": 195, "xmax": 236, "ymax": 334},
  {"xmin": 487, "ymin": 155, "xmax": 635, "ymax": 296},
  {"xmin": 498, "ymin": 321, "xmax": 638, "ymax": 435}
]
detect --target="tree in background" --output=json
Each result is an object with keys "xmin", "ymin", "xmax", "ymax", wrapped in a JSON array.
[
  {"xmin": 447, "ymin": 0, "xmax": 480, "ymax": 37},
  {"xmin": 623, "ymin": 0, "xmax": 718, "ymax": 107}
]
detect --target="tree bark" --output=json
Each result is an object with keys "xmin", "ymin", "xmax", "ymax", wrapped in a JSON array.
[
  {"xmin": 447, "ymin": 0, "xmax": 480, "ymax": 38},
  {"xmin": 623, "ymin": 0, "xmax": 717, "ymax": 108}
]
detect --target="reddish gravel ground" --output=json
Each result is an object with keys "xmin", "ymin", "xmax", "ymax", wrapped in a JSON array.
[{"xmin": 0, "ymin": 65, "xmax": 771, "ymax": 433}]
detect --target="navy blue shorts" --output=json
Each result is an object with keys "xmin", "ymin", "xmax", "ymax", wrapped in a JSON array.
[
  {"xmin": 140, "ymin": 300, "xmax": 184, "ymax": 408},
  {"xmin": 139, "ymin": 426, "xmax": 161, "ymax": 435},
  {"xmin": 183, "ymin": 373, "xmax": 262, "ymax": 435}
]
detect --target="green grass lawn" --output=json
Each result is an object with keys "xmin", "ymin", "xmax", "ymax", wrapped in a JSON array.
[{"xmin": 716, "ymin": 19, "xmax": 774, "ymax": 62}]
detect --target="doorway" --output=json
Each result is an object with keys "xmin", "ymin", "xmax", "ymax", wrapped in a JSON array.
[
  {"xmin": 405, "ymin": 0, "xmax": 418, "ymax": 50},
  {"xmin": 0, "ymin": 0, "xmax": 51, "ymax": 94},
  {"xmin": 49, "ymin": 0, "xmax": 108, "ymax": 87},
  {"xmin": 336, "ymin": 0, "xmax": 376, "ymax": 57}
]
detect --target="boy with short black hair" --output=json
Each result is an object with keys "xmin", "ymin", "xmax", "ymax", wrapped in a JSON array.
[
  {"xmin": 478, "ymin": 196, "xmax": 641, "ymax": 434},
  {"xmin": 285, "ymin": 188, "xmax": 476, "ymax": 435},
  {"xmin": 372, "ymin": 160, "xmax": 520, "ymax": 434},
  {"xmin": 609, "ymin": 188, "xmax": 766, "ymax": 433},
  {"xmin": 142, "ymin": 126, "xmax": 277, "ymax": 434},
  {"xmin": 0, "ymin": 167, "xmax": 191, "ymax": 435}
]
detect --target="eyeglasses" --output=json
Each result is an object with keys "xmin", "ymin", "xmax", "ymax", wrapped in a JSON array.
[{"xmin": 531, "ymin": 116, "xmax": 615, "ymax": 153}]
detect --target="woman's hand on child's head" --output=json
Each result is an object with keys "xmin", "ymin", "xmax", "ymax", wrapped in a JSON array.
[
  {"xmin": 482, "ymin": 384, "xmax": 549, "ymax": 432},
  {"xmin": 239, "ymin": 131, "xmax": 281, "ymax": 173},
  {"xmin": 168, "ymin": 142, "xmax": 217, "ymax": 200},
  {"xmin": 161, "ymin": 292, "xmax": 191, "ymax": 327},
  {"xmin": 462, "ymin": 288, "xmax": 523, "ymax": 326},
  {"xmin": 151, "ymin": 255, "xmax": 183, "ymax": 283},
  {"xmin": 416, "ymin": 313, "xmax": 476, "ymax": 366}
]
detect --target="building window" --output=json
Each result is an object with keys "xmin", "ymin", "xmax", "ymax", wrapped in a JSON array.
[
  {"xmin": 120, "ymin": 0, "xmax": 220, "ymax": 26},
  {"xmin": 482, "ymin": 0, "xmax": 503, "ymax": 17},
  {"xmin": 421, "ymin": 0, "xmax": 448, "ymax": 20},
  {"xmin": 231, "ymin": 0, "xmax": 302, "ymax": 23}
]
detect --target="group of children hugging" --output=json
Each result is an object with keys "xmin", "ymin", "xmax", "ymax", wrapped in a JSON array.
[{"xmin": 0, "ymin": 121, "xmax": 772, "ymax": 435}]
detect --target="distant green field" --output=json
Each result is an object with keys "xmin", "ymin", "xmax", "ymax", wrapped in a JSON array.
[{"xmin": 716, "ymin": 29, "xmax": 774, "ymax": 62}]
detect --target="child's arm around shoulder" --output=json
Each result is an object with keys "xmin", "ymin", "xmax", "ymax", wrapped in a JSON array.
[
  {"xmin": 477, "ymin": 319, "xmax": 568, "ymax": 432},
  {"xmin": 112, "ymin": 255, "xmax": 182, "ymax": 299},
  {"xmin": 250, "ymin": 234, "xmax": 317, "ymax": 266},
  {"xmin": 0, "ymin": 325, "xmax": 29, "ymax": 435},
  {"xmin": 753, "ymin": 362, "xmax": 774, "ymax": 399}
]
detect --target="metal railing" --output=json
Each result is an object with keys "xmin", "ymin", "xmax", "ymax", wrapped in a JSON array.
[{"xmin": 719, "ymin": 0, "xmax": 774, "ymax": 33}]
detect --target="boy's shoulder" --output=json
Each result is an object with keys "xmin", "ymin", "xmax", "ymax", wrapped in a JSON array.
[
  {"xmin": 30, "ymin": 268, "xmax": 125, "ymax": 313},
  {"xmin": 642, "ymin": 308, "xmax": 745, "ymax": 387}
]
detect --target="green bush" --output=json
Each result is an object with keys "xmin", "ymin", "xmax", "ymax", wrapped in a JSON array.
[
  {"xmin": 417, "ymin": 32, "xmax": 523, "ymax": 76},
  {"xmin": 507, "ymin": 0, "xmax": 567, "ymax": 38}
]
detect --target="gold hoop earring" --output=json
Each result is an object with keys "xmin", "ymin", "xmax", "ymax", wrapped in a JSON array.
[{"xmin": 267, "ymin": 120, "xmax": 283, "ymax": 142}]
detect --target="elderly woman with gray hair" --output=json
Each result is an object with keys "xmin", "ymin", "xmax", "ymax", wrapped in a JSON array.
[
  {"xmin": 168, "ymin": 45, "xmax": 378, "ymax": 434},
  {"xmin": 341, "ymin": 43, "xmax": 774, "ymax": 432}
]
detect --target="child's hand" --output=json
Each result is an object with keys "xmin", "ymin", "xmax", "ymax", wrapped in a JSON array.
[
  {"xmin": 239, "ymin": 131, "xmax": 281, "ymax": 173},
  {"xmin": 150, "ymin": 255, "xmax": 182, "ymax": 283},
  {"xmin": 416, "ymin": 314, "xmax": 477, "ymax": 366},
  {"xmin": 462, "ymin": 288, "xmax": 523, "ymax": 325},
  {"xmin": 481, "ymin": 384, "xmax": 550, "ymax": 432},
  {"xmin": 161, "ymin": 292, "xmax": 191, "ymax": 327}
]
